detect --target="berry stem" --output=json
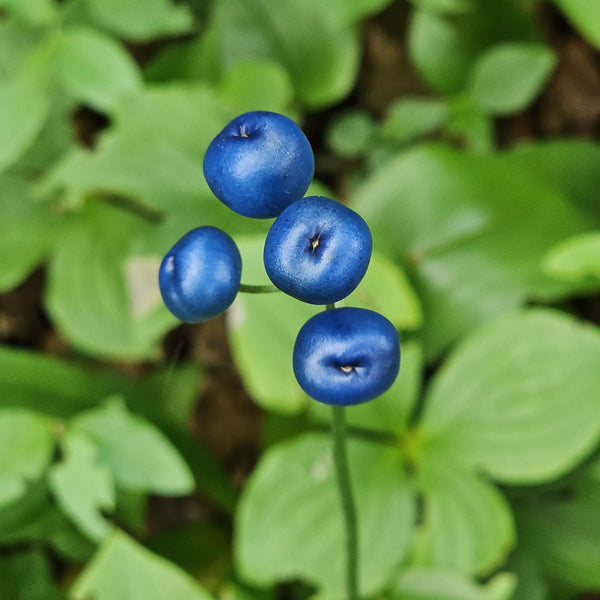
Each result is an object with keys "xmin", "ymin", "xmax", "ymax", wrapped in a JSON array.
[
  {"xmin": 238, "ymin": 284, "xmax": 280, "ymax": 294},
  {"xmin": 331, "ymin": 405, "xmax": 359, "ymax": 600}
]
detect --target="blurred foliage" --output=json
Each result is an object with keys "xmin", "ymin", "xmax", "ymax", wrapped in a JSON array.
[{"xmin": 1, "ymin": 0, "xmax": 600, "ymax": 598}]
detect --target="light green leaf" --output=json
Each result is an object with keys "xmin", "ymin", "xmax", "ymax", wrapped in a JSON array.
[
  {"xmin": 552, "ymin": 0, "xmax": 600, "ymax": 49},
  {"xmin": 73, "ymin": 398, "xmax": 194, "ymax": 496},
  {"xmin": 323, "ymin": 0, "xmax": 395, "ymax": 23},
  {"xmin": 0, "ymin": 0, "xmax": 56, "ymax": 24},
  {"xmin": 235, "ymin": 433, "xmax": 415, "ymax": 598},
  {"xmin": 346, "ymin": 251, "xmax": 423, "ymax": 330},
  {"xmin": 53, "ymin": 27, "xmax": 142, "ymax": 112},
  {"xmin": 408, "ymin": 10, "xmax": 472, "ymax": 93},
  {"xmin": 49, "ymin": 430, "xmax": 115, "ymax": 542},
  {"xmin": 219, "ymin": 60, "xmax": 295, "ymax": 115},
  {"xmin": 0, "ymin": 177, "xmax": 57, "ymax": 291},
  {"xmin": 0, "ymin": 69, "xmax": 49, "ymax": 173},
  {"xmin": 382, "ymin": 97, "xmax": 447, "ymax": 145},
  {"xmin": 543, "ymin": 231, "xmax": 600, "ymax": 283},
  {"xmin": 0, "ymin": 409, "xmax": 55, "ymax": 508},
  {"xmin": 326, "ymin": 109, "xmax": 377, "ymax": 158},
  {"xmin": 45, "ymin": 201, "xmax": 175, "ymax": 360},
  {"xmin": 408, "ymin": 0, "xmax": 472, "ymax": 14},
  {"xmin": 350, "ymin": 144, "xmax": 592, "ymax": 356},
  {"xmin": 214, "ymin": 0, "xmax": 361, "ymax": 107},
  {"xmin": 413, "ymin": 452, "xmax": 515, "ymax": 575},
  {"xmin": 70, "ymin": 529, "xmax": 214, "ymax": 600},
  {"xmin": 470, "ymin": 43, "xmax": 557, "ymax": 116},
  {"xmin": 391, "ymin": 569, "xmax": 516, "ymax": 600},
  {"xmin": 309, "ymin": 340, "xmax": 424, "ymax": 435},
  {"xmin": 420, "ymin": 309, "xmax": 600, "ymax": 483},
  {"xmin": 84, "ymin": 0, "xmax": 194, "ymax": 40}
]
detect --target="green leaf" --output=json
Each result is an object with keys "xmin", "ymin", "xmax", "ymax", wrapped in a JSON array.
[
  {"xmin": 0, "ymin": 0, "xmax": 56, "ymax": 24},
  {"xmin": 219, "ymin": 60, "xmax": 295, "ymax": 115},
  {"xmin": 552, "ymin": 0, "xmax": 600, "ymax": 49},
  {"xmin": 345, "ymin": 251, "xmax": 423, "ymax": 330},
  {"xmin": 84, "ymin": 0, "xmax": 194, "ymax": 40},
  {"xmin": 326, "ymin": 109, "xmax": 378, "ymax": 158},
  {"xmin": 49, "ymin": 430, "xmax": 115, "ymax": 542},
  {"xmin": 53, "ymin": 27, "xmax": 142, "ymax": 112},
  {"xmin": 70, "ymin": 529, "xmax": 214, "ymax": 600},
  {"xmin": 45, "ymin": 201, "xmax": 175, "ymax": 360},
  {"xmin": 543, "ymin": 231, "xmax": 600, "ymax": 283},
  {"xmin": 0, "ymin": 550, "xmax": 64, "ymax": 600},
  {"xmin": 309, "ymin": 340, "xmax": 424, "ymax": 435},
  {"xmin": 0, "ymin": 177, "xmax": 57, "ymax": 291},
  {"xmin": 323, "ymin": 0, "xmax": 395, "ymax": 23},
  {"xmin": 408, "ymin": 10, "xmax": 472, "ymax": 93},
  {"xmin": 420, "ymin": 309, "xmax": 600, "ymax": 483},
  {"xmin": 445, "ymin": 95, "xmax": 493, "ymax": 153},
  {"xmin": 73, "ymin": 398, "xmax": 194, "ymax": 495},
  {"xmin": 0, "ymin": 409, "xmax": 55, "ymax": 508},
  {"xmin": 391, "ymin": 569, "xmax": 516, "ymax": 600},
  {"xmin": 0, "ymin": 68, "xmax": 49, "ymax": 173},
  {"xmin": 214, "ymin": 0, "xmax": 361, "ymax": 107},
  {"xmin": 408, "ymin": 0, "xmax": 471, "ymax": 14},
  {"xmin": 350, "ymin": 144, "xmax": 592, "ymax": 356},
  {"xmin": 382, "ymin": 97, "xmax": 447, "ymax": 145},
  {"xmin": 235, "ymin": 433, "xmax": 416, "ymax": 598},
  {"xmin": 469, "ymin": 43, "xmax": 557, "ymax": 116},
  {"xmin": 413, "ymin": 452, "xmax": 515, "ymax": 574}
]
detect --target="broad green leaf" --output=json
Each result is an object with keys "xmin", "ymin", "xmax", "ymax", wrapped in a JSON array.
[
  {"xmin": 408, "ymin": 0, "xmax": 472, "ymax": 14},
  {"xmin": 507, "ymin": 550, "xmax": 549, "ymax": 600},
  {"xmin": 0, "ymin": 19, "xmax": 41, "ymax": 79},
  {"xmin": 45, "ymin": 202, "xmax": 175, "ymax": 360},
  {"xmin": 235, "ymin": 433, "xmax": 415, "ymax": 597},
  {"xmin": 346, "ymin": 251, "xmax": 423, "ymax": 330},
  {"xmin": 391, "ymin": 569, "xmax": 516, "ymax": 600},
  {"xmin": 445, "ymin": 95, "xmax": 493, "ymax": 153},
  {"xmin": 469, "ymin": 43, "xmax": 557, "ymax": 116},
  {"xmin": 0, "ymin": 409, "xmax": 55, "ymax": 508},
  {"xmin": 73, "ymin": 398, "xmax": 194, "ymax": 495},
  {"xmin": 0, "ymin": 68, "xmax": 49, "ymax": 172},
  {"xmin": 323, "ymin": 0, "xmax": 394, "ymax": 23},
  {"xmin": 70, "ymin": 529, "xmax": 214, "ymax": 600},
  {"xmin": 0, "ymin": 550, "xmax": 64, "ymax": 600},
  {"xmin": 408, "ymin": 10, "xmax": 472, "ymax": 93},
  {"xmin": 219, "ymin": 60, "xmax": 295, "ymax": 115},
  {"xmin": 214, "ymin": 0, "xmax": 361, "ymax": 107},
  {"xmin": 420, "ymin": 309, "xmax": 600, "ymax": 483},
  {"xmin": 309, "ymin": 340, "xmax": 424, "ymax": 435},
  {"xmin": 49, "ymin": 430, "xmax": 115, "ymax": 542},
  {"xmin": 84, "ymin": 0, "xmax": 193, "ymax": 40},
  {"xmin": 0, "ymin": 177, "xmax": 58, "ymax": 291},
  {"xmin": 516, "ymin": 479, "xmax": 600, "ymax": 590},
  {"xmin": 382, "ymin": 97, "xmax": 447, "ymax": 145},
  {"xmin": 543, "ymin": 231, "xmax": 600, "ymax": 283},
  {"xmin": 414, "ymin": 452, "xmax": 514, "ymax": 575},
  {"xmin": 505, "ymin": 140, "xmax": 600, "ymax": 222},
  {"xmin": 0, "ymin": 0, "xmax": 56, "ymax": 24},
  {"xmin": 350, "ymin": 144, "xmax": 592, "ymax": 355},
  {"xmin": 53, "ymin": 27, "xmax": 142, "ymax": 112},
  {"xmin": 326, "ymin": 110, "xmax": 377, "ymax": 158},
  {"xmin": 552, "ymin": 0, "xmax": 600, "ymax": 49}
]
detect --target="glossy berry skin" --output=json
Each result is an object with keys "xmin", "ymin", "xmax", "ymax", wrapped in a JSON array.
[
  {"xmin": 203, "ymin": 111, "xmax": 314, "ymax": 219},
  {"xmin": 263, "ymin": 196, "xmax": 372, "ymax": 305},
  {"xmin": 293, "ymin": 307, "xmax": 400, "ymax": 406},
  {"xmin": 159, "ymin": 226, "xmax": 242, "ymax": 323}
]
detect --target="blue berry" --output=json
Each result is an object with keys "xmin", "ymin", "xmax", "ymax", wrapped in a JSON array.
[
  {"xmin": 159, "ymin": 226, "xmax": 242, "ymax": 323},
  {"xmin": 293, "ymin": 307, "xmax": 400, "ymax": 406},
  {"xmin": 203, "ymin": 111, "xmax": 314, "ymax": 219},
  {"xmin": 263, "ymin": 196, "xmax": 372, "ymax": 305}
]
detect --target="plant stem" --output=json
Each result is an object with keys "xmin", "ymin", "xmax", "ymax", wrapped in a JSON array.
[
  {"xmin": 238, "ymin": 284, "xmax": 280, "ymax": 294},
  {"xmin": 331, "ymin": 405, "xmax": 359, "ymax": 600}
]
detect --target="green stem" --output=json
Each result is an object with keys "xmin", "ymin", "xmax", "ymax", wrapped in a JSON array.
[
  {"xmin": 239, "ymin": 284, "xmax": 280, "ymax": 294},
  {"xmin": 331, "ymin": 405, "xmax": 359, "ymax": 600}
]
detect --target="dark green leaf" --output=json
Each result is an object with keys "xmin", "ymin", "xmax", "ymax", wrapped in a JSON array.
[
  {"xmin": 0, "ymin": 550, "xmax": 65, "ymax": 600},
  {"xmin": 235, "ymin": 433, "xmax": 415, "ymax": 597},
  {"xmin": 420, "ymin": 309, "xmax": 600, "ymax": 483}
]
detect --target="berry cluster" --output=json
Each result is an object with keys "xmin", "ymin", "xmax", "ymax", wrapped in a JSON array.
[{"xmin": 159, "ymin": 111, "xmax": 400, "ymax": 405}]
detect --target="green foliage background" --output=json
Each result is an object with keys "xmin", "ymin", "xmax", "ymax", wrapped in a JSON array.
[{"xmin": 0, "ymin": 0, "xmax": 599, "ymax": 598}]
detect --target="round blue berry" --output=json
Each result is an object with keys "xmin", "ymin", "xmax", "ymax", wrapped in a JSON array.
[
  {"xmin": 159, "ymin": 226, "xmax": 242, "ymax": 323},
  {"xmin": 293, "ymin": 308, "xmax": 400, "ymax": 406},
  {"xmin": 203, "ymin": 111, "xmax": 314, "ymax": 219},
  {"xmin": 263, "ymin": 196, "xmax": 372, "ymax": 305}
]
